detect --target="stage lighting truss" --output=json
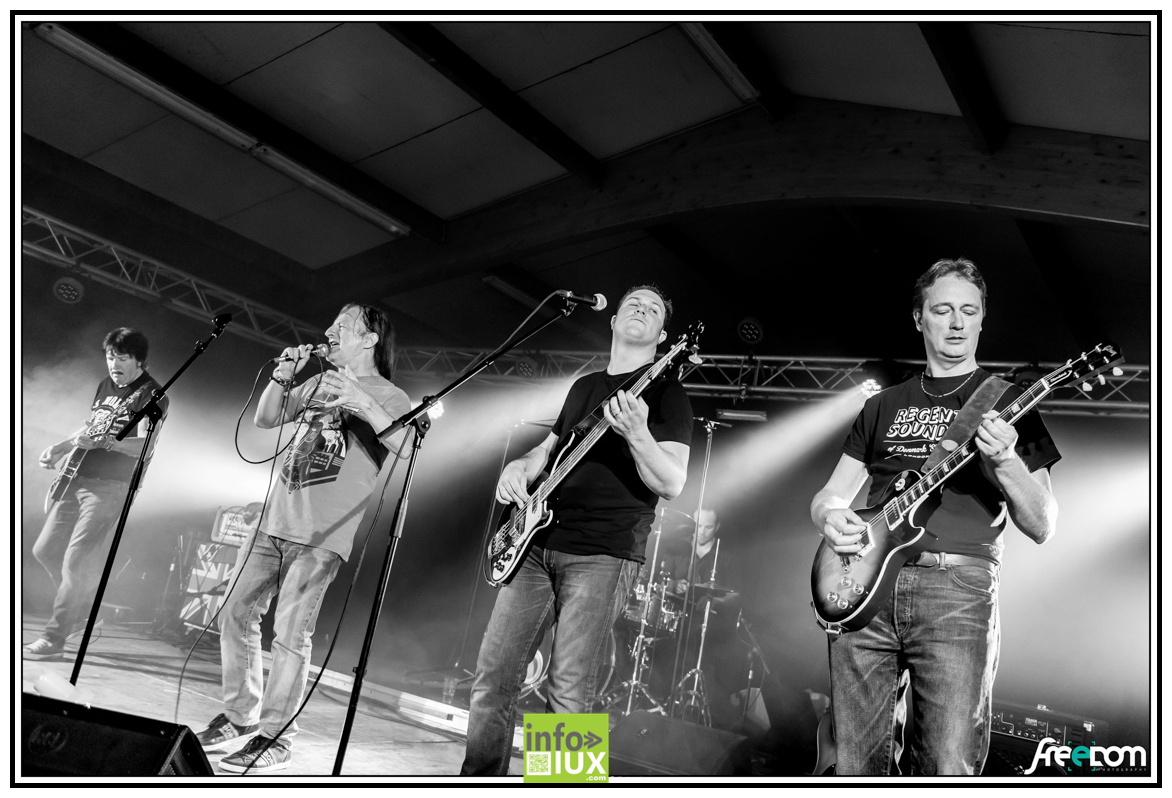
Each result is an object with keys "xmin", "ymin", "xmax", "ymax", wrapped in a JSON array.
[
  {"xmin": 22, "ymin": 207, "xmax": 320, "ymax": 350},
  {"xmin": 21, "ymin": 206, "xmax": 1149, "ymax": 418}
]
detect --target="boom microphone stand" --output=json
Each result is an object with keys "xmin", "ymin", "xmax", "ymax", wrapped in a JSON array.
[
  {"xmin": 332, "ymin": 299, "xmax": 583, "ymax": 775},
  {"xmin": 70, "ymin": 314, "xmax": 232, "ymax": 685}
]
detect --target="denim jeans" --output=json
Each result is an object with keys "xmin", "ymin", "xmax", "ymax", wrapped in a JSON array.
[
  {"xmin": 461, "ymin": 546, "xmax": 638, "ymax": 775},
  {"xmin": 828, "ymin": 562, "xmax": 1000, "ymax": 775},
  {"xmin": 33, "ymin": 476, "xmax": 129, "ymax": 646},
  {"xmin": 219, "ymin": 530, "xmax": 341, "ymax": 749}
]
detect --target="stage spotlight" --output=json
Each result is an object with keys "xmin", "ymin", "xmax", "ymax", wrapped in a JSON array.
[
  {"xmin": 52, "ymin": 276, "xmax": 84, "ymax": 304},
  {"xmin": 514, "ymin": 356, "xmax": 538, "ymax": 378},
  {"xmin": 860, "ymin": 379, "xmax": 882, "ymax": 397},
  {"xmin": 737, "ymin": 317, "xmax": 765, "ymax": 345},
  {"xmin": 717, "ymin": 408, "xmax": 767, "ymax": 422},
  {"xmin": 429, "ymin": 400, "xmax": 445, "ymax": 420}
]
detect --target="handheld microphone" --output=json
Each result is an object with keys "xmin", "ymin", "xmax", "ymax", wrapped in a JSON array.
[
  {"xmin": 272, "ymin": 343, "xmax": 330, "ymax": 363},
  {"xmin": 556, "ymin": 290, "xmax": 607, "ymax": 311}
]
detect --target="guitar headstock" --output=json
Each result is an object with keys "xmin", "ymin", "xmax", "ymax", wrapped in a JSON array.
[{"xmin": 1041, "ymin": 342, "xmax": 1125, "ymax": 392}]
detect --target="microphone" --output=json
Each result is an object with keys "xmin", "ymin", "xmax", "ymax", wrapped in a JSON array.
[
  {"xmin": 694, "ymin": 416, "xmax": 733, "ymax": 428},
  {"xmin": 272, "ymin": 343, "xmax": 330, "ymax": 363},
  {"xmin": 556, "ymin": 290, "xmax": 607, "ymax": 311}
]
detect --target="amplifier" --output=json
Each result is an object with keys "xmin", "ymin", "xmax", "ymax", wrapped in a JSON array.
[{"xmin": 987, "ymin": 700, "xmax": 1109, "ymax": 776}]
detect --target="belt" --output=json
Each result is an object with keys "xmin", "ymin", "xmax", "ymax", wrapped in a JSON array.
[{"xmin": 906, "ymin": 551, "xmax": 999, "ymax": 572}]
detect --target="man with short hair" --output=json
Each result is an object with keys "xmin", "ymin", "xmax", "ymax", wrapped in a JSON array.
[
  {"xmin": 461, "ymin": 285, "xmax": 694, "ymax": 775},
  {"xmin": 197, "ymin": 303, "xmax": 411, "ymax": 774},
  {"xmin": 27, "ymin": 327, "xmax": 168, "ymax": 662},
  {"xmin": 810, "ymin": 258, "xmax": 1060, "ymax": 775}
]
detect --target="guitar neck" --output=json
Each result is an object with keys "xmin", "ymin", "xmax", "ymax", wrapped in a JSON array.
[
  {"xmin": 534, "ymin": 344, "xmax": 684, "ymax": 504},
  {"xmin": 891, "ymin": 377, "xmax": 1054, "ymax": 515}
]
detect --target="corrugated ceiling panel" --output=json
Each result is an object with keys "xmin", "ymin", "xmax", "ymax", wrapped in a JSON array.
[
  {"xmin": 750, "ymin": 22, "xmax": 959, "ymax": 117},
  {"xmin": 434, "ymin": 21, "xmax": 671, "ymax": 91},
  {"xmin": 84, "ymin": 114, "xmax": 298, "ymax": 221},
  {"xmin": 518, "ymin": 26, "xmax": 742, "ymax": 159},
  {"xmin": 356, "ymin": 108, "xmax": 566, "ymax": 218},
  {"xmin": 970, "ymin": 23, "xmax": 1150, "ymax": 141},
  {"xmin": 20, "ymin": 29, "xmax": 170, "ymax": 159},
  {"xmin": 225, "ymin": 22, "xmax": 480, "ymax": 163},
  {"xmin": 218, "ymin": 186, "xmax": 394, "ymax": 268},
  {"xmin": 120, "ymin": 21, "xmax": 340, "ymax": 85}
]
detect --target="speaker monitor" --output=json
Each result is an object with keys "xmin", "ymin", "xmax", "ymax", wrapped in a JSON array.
[
  {"xmin": 22, "ymin": 694, "xmax": 213, "ymax": 776},
  {"xmin": 610, "ymin": 711, "xmax": 751, "ymax": 776}
]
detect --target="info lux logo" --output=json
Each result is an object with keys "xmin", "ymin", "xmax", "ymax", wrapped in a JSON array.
[
  {"xmin": 523, "ymin": 714, "xmax": 609, "ymax": 784},
  {"xmin": 1022, "ymin": 736, "xmax": 1147, "ymax": 774}
]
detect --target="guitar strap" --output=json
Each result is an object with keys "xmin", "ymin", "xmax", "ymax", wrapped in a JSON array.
[{"xmin": 921, "ymin": 375, "xmax": 1012, "ymax": 474}]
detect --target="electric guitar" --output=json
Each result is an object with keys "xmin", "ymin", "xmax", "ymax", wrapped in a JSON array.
[
  {"xmin": 485, "ymin": 322, "xmax": 704, "ymax": 587},
  {"xmin": 810, "ymin": 343, "xmax": 1124, "ymax": 634}
]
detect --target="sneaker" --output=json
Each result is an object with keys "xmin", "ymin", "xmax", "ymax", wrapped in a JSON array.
[
  {"xmin": 196, "ymin": 713, "xmax": 260, "ymax": 752},
  {"xmin": 217, "ymin": 736, "xmax": 291, "ymax": 774},
  {"xmin": 22, "ymin": 638, "xmax": 64, "ymax": 661}
]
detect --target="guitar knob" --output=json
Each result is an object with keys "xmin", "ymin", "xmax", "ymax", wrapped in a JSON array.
[
  {"xmin": 826, "ymin": 592, "xmax": 838, "ymax": 603},
  {"xmin": 852, "ymin": 584, "xmax": 865, "ymax": 595},
  {"xmin": 836, "ymin": 599, "xmax": 849, "ymax": 610},
  {"xmin": 839, "ymin": 577, "xmax": 852, "ymax": 587}
]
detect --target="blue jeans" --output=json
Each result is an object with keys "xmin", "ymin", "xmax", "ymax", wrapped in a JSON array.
[
  {"xmin": 461, "ymin": 546, "xmax": 638, "ymax": 775},
  {"xmin": 828, "ymin": 563, "xmax": 1000, "ymax": 775},
  {"xmin": 33, "ymin": 477, "xmax": 129, "ymax": 646},
  {"xmin": 219, "ymin": 531, "xmax": 341, "ymax": 749}
]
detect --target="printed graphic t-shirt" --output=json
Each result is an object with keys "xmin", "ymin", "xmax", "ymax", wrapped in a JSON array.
[
  {"xmin": 74, "ymin": 372, "xmax": 168, "ymax": 483},
  {"xmin": 841, "ymin": 368, "xmax": 1060, "ymax": 562},
  {"xmin": 534, "ymin": 367, "xmax": 693, "ymax": 562},
  {"xmin": 264, "ymin": 372, "xmax": 412, "ymax": 561}
]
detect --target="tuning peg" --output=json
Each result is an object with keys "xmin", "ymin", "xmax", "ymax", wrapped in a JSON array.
[
  {"xmin": 688, "ymin": 354, "xmax": 703, "ymax": 365},
  {"xmin": 1098, "ymin": 374, "xmax": 1106, "ymax": 386},
  {"xmin": 1112, "ymin": 367, "xmax": 1123, "ymax": 377},
  {"xmin": 1081, "ymin": 381, "xmax": 1092, "ymax": 392}
]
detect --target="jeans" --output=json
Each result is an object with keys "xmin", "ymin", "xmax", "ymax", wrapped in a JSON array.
[
  {"xmin": 33, "ymin": 477, "xmax": 129, "ymax": 646},
  {"xmin": 461, "ymin": 546, "xmax": 638, "ymax": 775},
  {"xmin": 828, "ymin": 562, "xmax": 1000, "ymax": 775},
  {"xmin": 219, "ymin": 531, "xmax": 341, "ymax": 749}
]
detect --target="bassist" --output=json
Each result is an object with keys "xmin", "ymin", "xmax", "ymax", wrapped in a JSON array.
[
  {"xmin": 461, "ymin": 285, "xmax": 693, "ymax": 775},
  {"xmin": 810, "ymin": 259, "xmax": 1060, "ymax": 775},
  {"xmin": 26, "ymin": 327, "xmax": 168, "ymax": 661}
]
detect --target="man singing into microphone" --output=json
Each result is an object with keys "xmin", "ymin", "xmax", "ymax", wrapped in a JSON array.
[
  {"xmin": 461, "ymin": 285, "xmax": 693, "ymax": 775},
  {"xmin": 197, "ymin": 303, "xmax": 411, "ymax": 774}
]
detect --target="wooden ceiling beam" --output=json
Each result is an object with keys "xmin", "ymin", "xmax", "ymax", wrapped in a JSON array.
[
  {"xmin": 918, "ymin": 22, "xmax": 1008, "ymax": 154},
  {"xmin": 306, "ymin": 97, "xmax": 1148, "ymax": 316},
  {"xmin": 693, "ymin": 22, "xmax": 792, "ymax": 121},
  {"xmin": 52, "ymin": 22, "xmax": 445, "ymax": 243},
  {"xmin": 379, "ymin": 22, "xmax": 602, "ymax": 184}
]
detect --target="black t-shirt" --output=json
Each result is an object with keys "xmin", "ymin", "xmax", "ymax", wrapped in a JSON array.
[
  {"xmin": 74, "ymin": 372, "xmax": 168, "ymax": 483},
  {"xmin": 842, "ymin": 367, "xmax": 1060, "ymax": 562},
  {"xmin": 534, "ymin": 367, "xmax": 693, "ymax": 562}
]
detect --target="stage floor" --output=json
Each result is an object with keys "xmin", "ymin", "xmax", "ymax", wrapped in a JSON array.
[{"xmin": 19, "ymin": 617, "xmax": 521, "ymax": 779}]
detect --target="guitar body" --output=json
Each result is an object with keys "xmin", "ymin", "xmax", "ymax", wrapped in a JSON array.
[
  {"xmin": 810, "ymin": 470, "xmax": 943, "ymax": 633},
  {"xmin": 44, "ymin": 447, "xmax": 86, "ymax": 514}
]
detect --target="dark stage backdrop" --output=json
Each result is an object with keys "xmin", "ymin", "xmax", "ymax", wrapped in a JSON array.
[{"xmin": 20, "ymin": 254, "xmax": 1151, "ymax": 753}]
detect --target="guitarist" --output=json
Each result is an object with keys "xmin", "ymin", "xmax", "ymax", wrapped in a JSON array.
[
  {"xmin": 26, "ymin": 327, "xmax": 168, "ymax": 662},
  {"xmin": 809, "ymin": 259, "xmax": 1060, "ymax": 775},
  {"xmin": 461, "ymin": 285, "xmax": 693, "ymax": 775}
]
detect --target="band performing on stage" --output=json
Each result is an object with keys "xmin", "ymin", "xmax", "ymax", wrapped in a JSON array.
[{"xmin": 23, "ymin": 267, "xmax": 1127, "ymax": 777}]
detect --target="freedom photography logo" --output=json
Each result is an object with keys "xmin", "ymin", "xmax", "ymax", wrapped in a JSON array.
[
  {"xmin": 523, "ymin": 714, "xmax": 609, "ymax": 783},
  {"xmin": 1022, "ymin": 736, "xmax": 1147, "ymax": 775}
]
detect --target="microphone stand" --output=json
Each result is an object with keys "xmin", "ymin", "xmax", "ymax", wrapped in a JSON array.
[
  {"xmin": 668, "ymin": 417, "xmax": 722, "ymax": 717},
  {"xmin": 70, "ymin": 314, "xmax": 232, "ymax": 685},
  {"xmin": 332, "ymin": 300, "xmax": 582, "ymax": 775},
  {"xmin": 736, "ymin": 610, "xmax": 771, "ymax": 729}
]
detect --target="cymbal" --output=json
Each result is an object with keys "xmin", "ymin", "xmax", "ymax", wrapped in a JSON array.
[{"xmin": 690, "ymin": 582, "xmax": 735, "ymax": 597}]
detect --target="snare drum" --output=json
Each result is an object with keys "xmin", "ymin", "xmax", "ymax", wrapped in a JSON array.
[{"xmin": 622, "ymin": 582, "xmax": 682, "ymax": 638}]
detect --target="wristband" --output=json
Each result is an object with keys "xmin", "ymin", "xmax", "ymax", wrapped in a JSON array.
[{"xmin": 270, "ymin": 373, "xmax": 293, "ymax": 387}]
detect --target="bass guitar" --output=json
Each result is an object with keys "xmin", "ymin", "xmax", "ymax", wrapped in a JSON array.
[
  {"xmin": 485, "ymin": 322, "xmax": 704, "ymax": 587},
  {"xmin": 810, "ymin": 342, "xmax": 1123, "ymax": 634}
]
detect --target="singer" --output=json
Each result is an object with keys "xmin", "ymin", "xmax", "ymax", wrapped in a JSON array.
[
  {"xmin": 26, "ymin": 328, "xmax": 168, "ymax": 662},
  {"xmin": 461, "ymin": 285, "xmax": 693, "ymax": 775},
  {"xmin": 197, "ymin": 303, "xmax": 412, "ymax": 774}
]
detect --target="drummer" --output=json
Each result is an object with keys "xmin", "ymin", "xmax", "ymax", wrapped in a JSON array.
[{"xmin": 663, "ymin": 508, "xmax": 738, "ymax": 607}]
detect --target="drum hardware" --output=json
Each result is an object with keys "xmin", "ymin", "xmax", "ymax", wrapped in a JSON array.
[{"xmin": 672, "ymin": 539, "xmax": 721, "ymax": 726}]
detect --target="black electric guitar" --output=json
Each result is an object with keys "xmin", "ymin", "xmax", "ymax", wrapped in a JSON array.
[
  {"xmin": 485, "ymin": 322, "xmax": 704, "ymax": 587},
  {"xmin": 811, "ymin": 343, "xmax": 1124, "ymax": 634}
]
